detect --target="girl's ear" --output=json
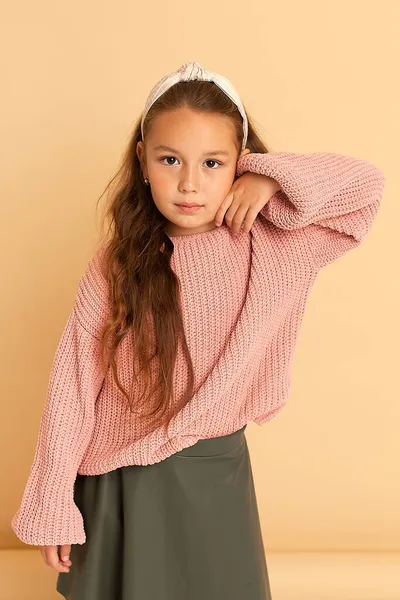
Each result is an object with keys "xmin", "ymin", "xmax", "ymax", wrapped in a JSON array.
[
  {"xmin": 136, "ymin": 141, "xmax": 149, "ymax": 179},
  {"xmin": 136, "ymin": 141, "xmax": 145, "ymax": 168},
  {"xmin": 239, "ymin": 147, "xmax": 251, "ymax": 159}
]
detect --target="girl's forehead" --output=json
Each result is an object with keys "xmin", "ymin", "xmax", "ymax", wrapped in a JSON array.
[
  {"xmin": 147, "ymin": 111, "xmax": 238, "ymax": 149},
  {"xmin": 152, "ymin": 107, "xmax": 231, "ymax": 125}
]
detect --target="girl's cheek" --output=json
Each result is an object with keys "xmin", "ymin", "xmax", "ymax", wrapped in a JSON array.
[{"xmin": 152, "ymin": 173, "xmax": 173, "ymax": 188}]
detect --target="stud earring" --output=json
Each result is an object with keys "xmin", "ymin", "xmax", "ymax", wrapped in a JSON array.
[{"xmin": 144, "ymin": 177, "xmax": 150, "ymax": 185}]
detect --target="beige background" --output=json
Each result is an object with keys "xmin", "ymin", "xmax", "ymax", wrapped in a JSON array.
[{"xmin": 1, "ymin": 0, "xmax": 399, "ymax": 598}]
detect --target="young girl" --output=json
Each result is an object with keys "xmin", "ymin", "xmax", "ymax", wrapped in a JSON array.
[{"xmin": 11, "ymin": 61, "xmax": 386, "ymax": 600}]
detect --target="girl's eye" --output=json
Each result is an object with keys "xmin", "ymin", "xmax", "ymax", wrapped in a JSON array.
[
  {"xmin": 160, "ymin": 156, "xmax": 178, "ymax": 166},
  {"xmin": 204, "ymin": 160, "xmax": 220, "ymax": 169},
  {"xmin": 159, "ymin": 156, "xmax": 222, "ymax": 169}
]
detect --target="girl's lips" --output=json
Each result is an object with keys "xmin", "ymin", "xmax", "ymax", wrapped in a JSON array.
[{"xmin": 176, "ymin": 205, "xmax": 203, "ymax": 213}]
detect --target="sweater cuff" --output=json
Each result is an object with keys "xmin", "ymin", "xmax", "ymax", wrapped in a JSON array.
[
  {"xmin": 11, "ymin": 475, "xmax": 86, "ymax": 546},
  {"xmin": 236, "ymin": 151, "xmax": 320, "ymax": 229}
]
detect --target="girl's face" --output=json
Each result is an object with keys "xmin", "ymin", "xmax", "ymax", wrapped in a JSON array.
[{"xmin": 136, "ymin": 107, "xmax": 250, "ymax": 237}]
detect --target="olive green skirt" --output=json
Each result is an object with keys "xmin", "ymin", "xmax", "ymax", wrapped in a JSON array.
[{"xmin": 56, "ymin": 424, "xmax": 272, "ymax": 599}]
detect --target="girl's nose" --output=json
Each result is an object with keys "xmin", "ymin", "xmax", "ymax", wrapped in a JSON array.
[{"xmin": 178, "ymin": 168, "xmax": 200, "ymax": 193}]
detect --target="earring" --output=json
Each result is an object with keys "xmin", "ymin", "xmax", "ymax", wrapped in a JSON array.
[{"xmin": 144, "ymin": 177, "xmax": 150, "ymax": 185}]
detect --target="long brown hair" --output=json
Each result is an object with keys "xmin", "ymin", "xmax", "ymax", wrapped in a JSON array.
[{"xmin": 96, "ymin": 79, "xmax": 271, "ymax": 435}]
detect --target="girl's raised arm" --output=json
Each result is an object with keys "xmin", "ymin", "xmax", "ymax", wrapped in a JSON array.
[{"xmin": 236, "ymin": 151, "xmax": 386, "ymax": 270}]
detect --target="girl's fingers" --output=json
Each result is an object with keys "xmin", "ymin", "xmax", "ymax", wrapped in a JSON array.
[
  {"xmin": 242, "ymin": 205, "xmax": 262, "ymax": 233},
  {"xmin": 215, "ymin": 192, "xmax": 233, "ymax": 226},
  {"xmin": 214, "ymin": 179, "xmax": 264, "ymax": 233},
  {"xmin": 225, "ymin": 202, "xmax": 249, "ymax": 234},
  {"xmin": 59, "ymin": 543, "xmax": 72, "ymax": 566},
  {"xmin": 39, "ymin": 545, "xmax": 71, "ymax": 573}
]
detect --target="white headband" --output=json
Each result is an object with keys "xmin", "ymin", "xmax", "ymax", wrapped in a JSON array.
[{"xmin": 140, "ymin": 61, "xmax": 248, "ymax": 150}]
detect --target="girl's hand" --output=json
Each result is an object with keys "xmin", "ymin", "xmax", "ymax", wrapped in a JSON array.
[
  {"xmin": 215, "ymin": 171, "xmax": 281, "ymax": 234},
  {"xmin": 39, "ymin": 544, "xmax": 72, "ymax": 573}
]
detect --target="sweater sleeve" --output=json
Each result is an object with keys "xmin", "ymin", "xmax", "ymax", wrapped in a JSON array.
[
  {"xmin": 235, "ymin": 151, "xmax": 386, "ymax": 270},
  {"xmin": 11, "ymin": 248, "xmax": 109, "ymax": 546}
]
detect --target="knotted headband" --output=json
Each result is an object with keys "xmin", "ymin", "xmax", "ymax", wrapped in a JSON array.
[{"xmin": 140, "ymin": 61, "xmax": 249, "ymax": 150}]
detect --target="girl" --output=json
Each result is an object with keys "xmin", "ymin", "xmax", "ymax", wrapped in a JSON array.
[{"xmin": 11, "ymin": 61, "xmax": 386, "ymax": 600}]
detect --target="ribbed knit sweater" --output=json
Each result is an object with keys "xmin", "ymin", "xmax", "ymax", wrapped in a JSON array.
[{"xmin": 11, "ymin": 151, "xmax": 386, "ymax": 547}]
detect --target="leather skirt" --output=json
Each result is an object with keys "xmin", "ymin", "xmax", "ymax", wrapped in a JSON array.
[{"xmin": 56, "ymin": 424, "xmax": 272, "ymax": 599}]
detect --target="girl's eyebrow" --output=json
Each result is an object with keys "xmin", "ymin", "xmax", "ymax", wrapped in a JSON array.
[{"xmin": 153, "ymin": 145, "xmax": 230, "ymax": 157}]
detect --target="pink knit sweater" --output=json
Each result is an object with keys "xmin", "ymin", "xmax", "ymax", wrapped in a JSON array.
[{"xmin": 12, "ymin": 151, "xmax": 386, "ymax": 547}]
